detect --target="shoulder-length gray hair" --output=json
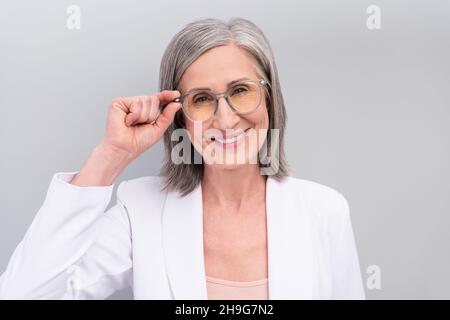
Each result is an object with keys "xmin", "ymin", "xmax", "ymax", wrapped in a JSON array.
[{"xmin": 159, "ymin": 17, "xmax": 290, "ymax": 196}]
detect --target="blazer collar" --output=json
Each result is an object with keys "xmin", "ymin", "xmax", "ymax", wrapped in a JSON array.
[{"xmin": 162, "ymin": 175, "xmax": 313, "ymax": 299}]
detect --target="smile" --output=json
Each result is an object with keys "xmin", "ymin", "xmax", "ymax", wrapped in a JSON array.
[{"xmin": 212, "ymin": 128, "xmax": 250, "ymax": 149}]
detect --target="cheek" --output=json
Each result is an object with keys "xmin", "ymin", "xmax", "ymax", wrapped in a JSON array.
[
  {"xmin": 185, "ymin": 121, "xmax": 209, "ymax": 151},
  {"xmin": 246, "ymin": 102, "xmax": 269, "ymax": 129}
]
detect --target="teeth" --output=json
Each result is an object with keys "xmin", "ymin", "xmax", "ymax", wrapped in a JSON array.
[{"xmin": 215, "ymin": 131, "xmax": 245, "ymax": 144}]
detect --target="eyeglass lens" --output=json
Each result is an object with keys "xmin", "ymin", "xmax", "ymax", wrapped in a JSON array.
[{"xmin": 182, "ymin": 81, "xmax": 263, "ymax": 122}]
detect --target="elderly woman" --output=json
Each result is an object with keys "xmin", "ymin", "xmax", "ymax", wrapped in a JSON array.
[{"xmin": 0, "ymin": 18, "xmax": 365, "ymax": 300}]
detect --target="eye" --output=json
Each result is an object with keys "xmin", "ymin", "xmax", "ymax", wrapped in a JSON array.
[
  {"xmin": 193, "ymin": 94, "xmax": 212, "ymax": 104},
  {"xmin": 231, "ymin": 86, "xmax": 248, "ymax": 96}
]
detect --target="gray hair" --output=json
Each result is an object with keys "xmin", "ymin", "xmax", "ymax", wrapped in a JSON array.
[{"xmin": 159, "ymin": 17, "xmax": 290, "ymax": 196}]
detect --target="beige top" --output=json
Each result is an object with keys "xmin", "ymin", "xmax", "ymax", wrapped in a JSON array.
[{"xmin": 206, "ymin": 275, "xmax": 269, "ymax": 300}]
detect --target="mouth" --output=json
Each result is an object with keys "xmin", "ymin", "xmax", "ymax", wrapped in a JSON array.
[{"xmin": 210, "ymin": 128, "xmax": 251, "ymax": 148}]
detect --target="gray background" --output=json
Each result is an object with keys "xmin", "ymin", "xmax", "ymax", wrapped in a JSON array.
[{"xmin": 1, "ymin": 0, "xmax": 449, "ymax": 300}]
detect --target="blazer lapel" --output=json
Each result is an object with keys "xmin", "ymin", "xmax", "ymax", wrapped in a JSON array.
[
  {"xmin": 162, "ymin": 182, "xmax": 207, "ymax": 299},
  {"xmin": 162, "ymin": 176, "xmax": 313, "ymax": 300},
  {"xmin": 266, "ymin": 176, "xmax": 314, "ymax": 299}
]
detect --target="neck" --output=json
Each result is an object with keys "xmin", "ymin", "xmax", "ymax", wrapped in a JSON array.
[{"xmin": 201, "ymin": 164, "xmax": 267, "ymax": 210}]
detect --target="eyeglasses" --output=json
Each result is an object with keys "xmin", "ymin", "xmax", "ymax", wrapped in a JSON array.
[{"xmin": 156, "ymin": 79, "xmax": 269, "ymax": 123}]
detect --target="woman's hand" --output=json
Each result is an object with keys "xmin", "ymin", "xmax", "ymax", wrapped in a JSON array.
[
  {"xmin": 71, "ymin": 91, "xmax": 182, "ymax": 187},
  {"xmin": 102, "ymin": 90, "xmax": 182, "ymax": 158}
]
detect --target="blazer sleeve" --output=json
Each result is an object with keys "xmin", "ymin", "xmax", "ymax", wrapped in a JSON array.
[
  {"xmin": 0, "ymin": 172, "xmax": 133, "ymax": 300},
  {"xmin": 329, "ymin": 194, "xmax": 366, "ymax": 300}
]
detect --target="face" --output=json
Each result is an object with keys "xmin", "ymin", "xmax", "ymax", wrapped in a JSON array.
[{"xmin": 178, "ymin": 44, "xmax": 269, "ymax": 170}]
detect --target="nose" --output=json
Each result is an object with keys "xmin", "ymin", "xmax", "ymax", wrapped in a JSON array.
[{"xmin": 212, "ymin": 95, "xmax": 241, "ymax": 129}]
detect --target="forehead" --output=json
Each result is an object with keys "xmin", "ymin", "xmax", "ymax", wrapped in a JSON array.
[{"xmin": 179, "ymin": 44, "xmax": 259, "ymax": 93}]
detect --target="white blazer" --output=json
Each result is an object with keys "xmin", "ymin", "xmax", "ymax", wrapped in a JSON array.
[{"xmin": 0, "ymin": 172, "xmax": 365, "ymax": 300}]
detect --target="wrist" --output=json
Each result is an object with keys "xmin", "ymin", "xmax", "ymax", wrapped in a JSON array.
[
  {"xmin": 94, "ymin": 143, "xmax": 135, "ymax": 165},
  {"xmin": 71, "ymin": 144, "xmax": 133, "ymax": 187}
]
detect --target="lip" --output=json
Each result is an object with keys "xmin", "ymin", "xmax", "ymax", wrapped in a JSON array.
[{"xmin": 214, "ymin": 128, "xmax": 250, "ymax": 149}]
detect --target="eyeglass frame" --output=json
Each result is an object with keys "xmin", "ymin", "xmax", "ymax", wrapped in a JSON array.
[{"xmin": 155, "ymin": 78, "xmax": 269, "ymax": 124}]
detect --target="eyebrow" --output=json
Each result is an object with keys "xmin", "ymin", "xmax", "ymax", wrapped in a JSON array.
[{"xmin": 184, "ymin": 77, "xmax": 251, "ymax": 93}]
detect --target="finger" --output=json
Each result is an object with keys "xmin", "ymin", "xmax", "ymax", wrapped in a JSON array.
[
  {"xmin": 153, "ymin": 100, "xmax": 182, "ymax": 132},
  {"xmin": 137, "ymin": 96, "xmax": 151, "ymax": 124},
  {"xmin": 114, "ymin": 91, "xmax": 181, "ymax": 127},
  {"xmin": 144, "ymin": 92, "xmax": 179, "ymax": 125},
  {"xmin": 155, "ymin": 90, "xmax": 181, "ymax": 105},
  {"xmin": 147, "ymin": 95, "xmax": 161, "ymax": 123},
  {"xmin": 111, "ymin": 97, "xmax": 134, "ymax": 112},
  {"xmin": 110, "ymin": 98, "xmax": 135, "ymax": 127},
  {"xmin": 125, "ymin": 99, "xmax": 143, "ymax": 126}
]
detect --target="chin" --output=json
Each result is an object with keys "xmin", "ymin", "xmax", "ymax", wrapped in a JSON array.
[
  {"xmin": 209, "ymin": 163, "xmax": 243, "ymax": 171},
  {"xmin": 206, "ymin": 161, "xmax": 255, "ymax": 172},
  {"xmin": 203, "ymin": 148, "xmax": 260, "ymax": 168}
]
